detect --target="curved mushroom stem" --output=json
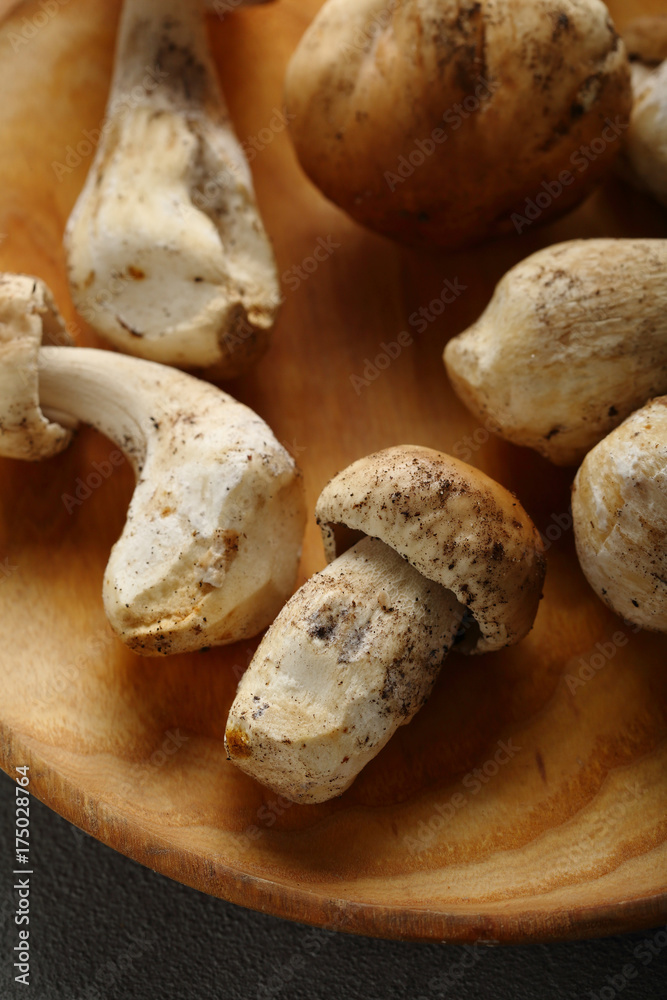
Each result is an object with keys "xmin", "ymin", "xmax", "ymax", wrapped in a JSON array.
[
  {"xmin": 65, "ymin": 0, "xmax": 280, "ymax": 376},
  {"xmin": 37, "ymin": 346, "xmax": 305, "ymax": 655},
  {"xmin": 225, "ymin": 536, "xmax": 465, "ymax": 803}
]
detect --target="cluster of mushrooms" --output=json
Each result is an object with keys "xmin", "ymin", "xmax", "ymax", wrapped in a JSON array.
[
  {"xmin": 444, "ymin": 238, "xmax": 667, "ymax": 634},
  {"xmin": 0, "ymin": 0, "xmax": 665, "ymax": 804}
]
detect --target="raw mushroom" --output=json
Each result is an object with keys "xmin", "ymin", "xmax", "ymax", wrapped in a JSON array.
[
  {"xmin": 572, "ymin": 396, "xmax": 667, "ymax": 633},
  {"xmin": 225, "ymin": 446, "xmax": 546, "ymax": 803},
  {"xmin": 0, "ymin": 274, "xmax": 306, "ymax": 654},
  {"xmin": 444, "ymin": 239, "xmax": 667, "ymax": 466},
  {"xmin": 284, "ymin": 0, "xmax": 631, "ymax": 249},
  {"xmin": 64, "ymin": 0, "xmax": 280, "ymax": 377},
  {"xmin": 616, "ymin": 15, "xmax": 667, "ymax": 208},
  {"xmin": 623, "ymin": 14, "xmax": 667, "ymax": 67}
]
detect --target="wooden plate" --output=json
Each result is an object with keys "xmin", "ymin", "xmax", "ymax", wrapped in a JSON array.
[{"xmin": 1, "ymin": 0, "xmax": 666, "ymax": 944}]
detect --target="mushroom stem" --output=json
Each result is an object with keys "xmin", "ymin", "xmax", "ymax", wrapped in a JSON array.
[
  {"xmin": 225, "ymin": 535, "xmax": 465, "ymax": 803},
  {"xmin": 36, "ymin": 346, "xmax": 305, "ymax": 655},
  {"xmin": 65, "ymin": 0, "xmax": 280, "ymax": 375},
  {"xmin": 112, "ymin": 0, "xmax": 216, "ymax": 102},
  {"xmin": 37, "ymin": 346, "xmax": 195, "ymax": 473}
]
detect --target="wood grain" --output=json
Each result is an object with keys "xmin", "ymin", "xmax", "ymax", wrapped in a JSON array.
[{"xmin": 0, "ymin": 0, "xmax": 666, "ymax": 943}]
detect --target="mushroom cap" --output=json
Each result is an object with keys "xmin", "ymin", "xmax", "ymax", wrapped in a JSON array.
[
  {"xmin": 315, "ymin": 445, "xmax": 545, "ymax": 654},
  {"xmin": 444, "ymin": 239, "xmax": 667, "ymax": 466},
  {"xmin": 572, "ymin": 396, "xmax": 667, "ymax": 633},
  {"xmin": 0, "ymin": 274, "xmax": 74, "ymax": 461},
  {"xmin": 623, "ymin": 15, "xmax": 667, "ymax": 65},
  {"xmin": 285, "ymin": 0, "xmax": 631, "ymax": 249}
]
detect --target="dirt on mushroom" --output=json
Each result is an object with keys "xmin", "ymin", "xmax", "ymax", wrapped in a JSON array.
[
  {"xmin": 64, "ymin": 0, "xmax": 280, "ymax": 376},
  {"xmin": 284, "ymin": 0, "xmax": 632, "ymax": 249},
  {"xmin": 225, "ymin": 446, "xmax": 546, "ymax": 803},
  {"xmin": 0, "ymin": 273, "xmax": 306, "ymax": 655}
]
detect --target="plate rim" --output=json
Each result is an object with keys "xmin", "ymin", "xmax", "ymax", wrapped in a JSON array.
[{"xmin": 3, "ymin": 727, "xmax": 665, "ymax": 945}]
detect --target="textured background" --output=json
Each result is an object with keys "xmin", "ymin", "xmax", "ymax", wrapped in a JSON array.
[{"xmin": 1, "ymin": 771, "xmax": 666, "ymax": 1000}]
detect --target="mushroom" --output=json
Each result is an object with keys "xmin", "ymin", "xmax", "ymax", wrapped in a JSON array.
[
  {"xmin": 284, "ymin": 0, "xmax": 631, "ymax": 249},
  {"xmin": 64, "ymin": 0, "xmax": 280, "ymax": 377},
  {"xmin": 572, "ymin": 396, "xmax": 667, "ymax": 633},
  {"xmin": 623, "ymin": 14, "xmax": 667, "ymax": 68},
  {"xmin": 225, "ymin": 446, "xmax": 545, "ymax": 803},
  {"xmin": 616, "ymin": 15, "xmax": 667, "ymax": 208},
  {"xmin": 444, "ymin": 238, "xmax": 667, "ymax": 466},
  {"xmin": 0, "ymin": 274, "xmax": 306, "ymax": 654}
]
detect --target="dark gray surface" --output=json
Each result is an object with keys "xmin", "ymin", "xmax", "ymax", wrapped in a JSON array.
[{"xmin": 1, "ymin": 770, "xmax": 666, "ymax": 1000}]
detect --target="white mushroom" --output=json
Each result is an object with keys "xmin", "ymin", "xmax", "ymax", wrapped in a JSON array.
[
  {"xmin": 225, "ymin": 446, "xmax": 546, "ymax": 803},
  {"xmin": 64, "ymin": 0, "xmax": 280, "ymax": 377},
  {"xmin": 617, "ymin": 15, "xmax": 667, "ymax": 207},
  {"xmin": 572, "ymin": 396, "xmax": 667, "ymax": 633},
  {"xmin": 444, "ymin": 238, "xmax": 667, "ymax": 466},
  {"xmin": 0, "ymin": 274, "xmax": 305, "ymax": 654}
]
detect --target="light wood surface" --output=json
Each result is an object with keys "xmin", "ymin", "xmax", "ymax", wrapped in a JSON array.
[{"xmin": 0, "ymin": 0, "xmax": 666, "ymax": 943}]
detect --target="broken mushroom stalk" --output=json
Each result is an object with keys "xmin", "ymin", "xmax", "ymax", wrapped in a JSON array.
[
  {"xmin": 572, "ymin": 396, "xmax": 667, "ymax": 633},
  {"xmin": 444, "ymin": 238, "xmax": 667, "ymax": 466},
  {"xmin": 65, "ymin": 0, "xmax": 280, "ymax": 377},
  {"xmin": 0, "ymin": 274, "xmax": 305, "ymax": 654},
  {"xmin": 225, "ymin": 446, "xmax": 546, "ymax": 803}
]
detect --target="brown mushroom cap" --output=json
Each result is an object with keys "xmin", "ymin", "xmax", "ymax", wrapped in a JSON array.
[
  {"xmin": 316, "ymin": 445, "xmax": 546, "ymax": 654},
  {"xmin": 285, "ymin": 0, "xmax": 631, "ymax": 249},
  {"xmin": 0, "ymin": 273, "xmax": 74, "ymax": 461}
]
